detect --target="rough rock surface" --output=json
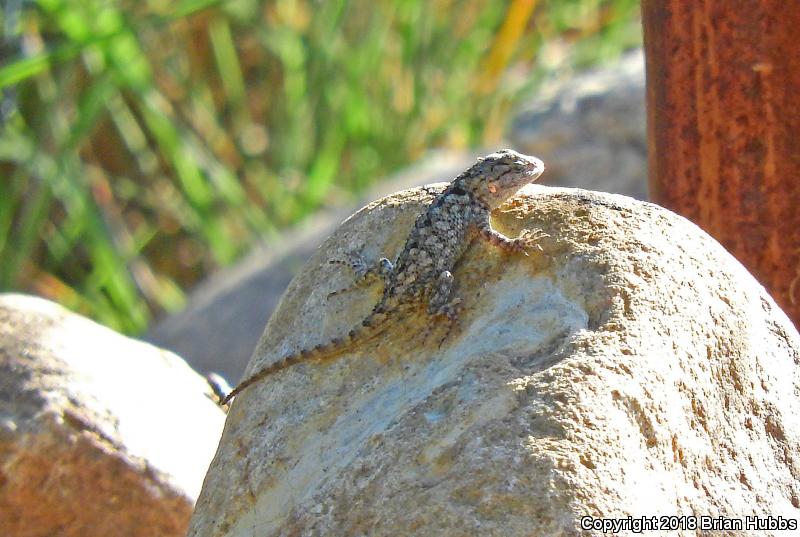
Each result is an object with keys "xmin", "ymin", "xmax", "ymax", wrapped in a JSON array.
[
  {"xmin": 0, "ymin": 294, "xmax": 226, "ymax": 537},
  {"xmin": 189, "ymin": 185, "xmax": 800, "ymax": 536},
  {"xmin": 149, "ymin": 50, "xmax": 648, "ymax": 384}
]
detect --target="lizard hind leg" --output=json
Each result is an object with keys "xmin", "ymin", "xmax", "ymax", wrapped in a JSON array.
[
  {"xmin": 421, "ymin": 271, "xmax": 463, "ymax": 347},
  {"xmin": 427, "ymin": 270, "xmax": 463, "ymax": 318}
]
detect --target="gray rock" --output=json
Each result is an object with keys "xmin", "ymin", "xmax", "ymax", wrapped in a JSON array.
[
  {"xmin": 188, "ymin": 185, "xmax": 800, "ymax": 536},
  {"xmin": 510, "ymin": 49, "xmax": 647, "ymax": 199},
  {"xmin": 0, "ymin": 294, "xmax": 226, "ymax": 537}
]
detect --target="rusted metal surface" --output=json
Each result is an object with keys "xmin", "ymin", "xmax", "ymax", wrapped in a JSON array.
[{"xmin": 642, "ymin": 1, "xmax": 800, "ymax": 327}]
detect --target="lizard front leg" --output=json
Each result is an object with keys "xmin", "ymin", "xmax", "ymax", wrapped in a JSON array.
[
  {"xmin": 328, "ymin": 252, "xmax": 394, "ymax": 297},
  {"xmin": 477, "ymin": 220, "xmax": 546, "ymax": 255}
]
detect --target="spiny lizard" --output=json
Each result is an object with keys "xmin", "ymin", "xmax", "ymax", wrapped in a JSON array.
[{"xmin": 221, "ymin": 149, "xmax": 545, "ymax": 405}]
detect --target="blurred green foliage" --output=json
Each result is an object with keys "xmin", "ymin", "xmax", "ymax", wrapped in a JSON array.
[{"xmin": 0, "ymin": 0, "xmax": 641, "ymax": 333}]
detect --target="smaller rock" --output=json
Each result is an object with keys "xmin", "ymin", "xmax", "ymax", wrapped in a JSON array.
[
  {"xmin": 189, "ymin": 185, "xmax": 800, "ymax": 537},
  {"xmin": 0, "ymin": 294, "xmax": 225, "ymax": 537},
  {"xmin": 511, "ymin": 49, "xmax": 647, "ymax": 199}
]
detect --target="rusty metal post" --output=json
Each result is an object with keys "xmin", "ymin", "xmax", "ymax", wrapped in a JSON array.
[{"xmin": 642, "ymin": 1, "xmax": 800, "ymax": 327}]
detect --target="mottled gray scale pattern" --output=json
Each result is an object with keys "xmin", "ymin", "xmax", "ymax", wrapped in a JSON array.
[{"xmin": 221, "ymin": 149, "xmax": 544, "ymax": 405}]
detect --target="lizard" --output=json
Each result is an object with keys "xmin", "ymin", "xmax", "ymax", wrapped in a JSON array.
[{"xmin": 221, "ymin": 149, "xmax": 545, "ymax": 405}]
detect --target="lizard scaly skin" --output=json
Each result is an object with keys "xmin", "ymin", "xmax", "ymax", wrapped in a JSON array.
[{"xmin": 222, "ymin": 149, "xmax": 545, "ymax": 405}]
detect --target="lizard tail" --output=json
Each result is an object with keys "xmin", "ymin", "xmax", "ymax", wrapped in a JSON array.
[{"xmin": 221, "ymin": 314, "xmax": 387, "ymax": 405}]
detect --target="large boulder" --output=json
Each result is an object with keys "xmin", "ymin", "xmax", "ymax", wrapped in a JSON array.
[
  {"xmin": 188, "ymin": 185, "xmax": 800, "ymax": 536},
  {"xmin": 0, "ymin": 294, "xmax": 226, "ymax": 537}
]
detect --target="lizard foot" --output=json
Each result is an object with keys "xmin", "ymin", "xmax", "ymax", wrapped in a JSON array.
[
  {"xmin": 509, "ymin": 228, "xmax": 549, "ymax": 255},
  {"xmin": 420, "ymin": 298, "xmax": 462, "ymax": 348},
  {"xmin": 328, "ymin": 251, "xmax": 393, "ymax": 298},
  {"xmin": 480, "ymin": 227, "xmax": 547, "ymax": 256}
]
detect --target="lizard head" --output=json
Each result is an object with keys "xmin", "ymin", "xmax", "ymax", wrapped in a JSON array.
[{"xmin": 457, "ymin": 149, "xmax": 545, "ymax": 209}]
